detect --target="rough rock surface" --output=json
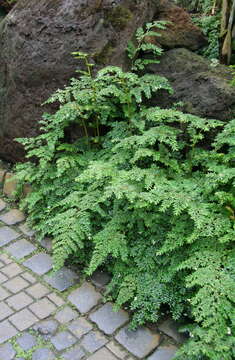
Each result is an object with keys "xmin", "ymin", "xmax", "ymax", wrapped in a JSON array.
[
  {"xmin": 149, "ymin": 48, "xmax": 235, "ymax": 121},
  {"xmin": 0, "ymin": 0, "xmax": 227, "ymax": 162},
  {"xmin": 0, "ymin": 0, "xmax": 158, "ymax": 162},
  {"xmin": 152, "ymin": 0, "xmax": 207, "ymax": 51}
]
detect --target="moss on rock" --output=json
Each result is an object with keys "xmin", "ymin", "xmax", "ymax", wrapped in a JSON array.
[{"xmin": 105, "ymin": 5, "xmax": 133, "ymax": 30}]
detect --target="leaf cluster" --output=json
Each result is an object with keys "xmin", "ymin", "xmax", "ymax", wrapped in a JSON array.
[{"xmin": 15, "ymin": 22, "xmax": 235, "ymax": 360}]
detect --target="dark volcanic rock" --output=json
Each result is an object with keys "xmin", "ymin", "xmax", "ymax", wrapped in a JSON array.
[
  {"xmin": 0, "ymin": 0, "xmax": 158, "ymax": 162},
  {"xmin": 152, "ymin": 0, "xmax": 207, "ymax": 51},
  {"xmin": 149, "ymin": 48, "xmax": 235, "ymax": 121},
  {"xmin": 0, "ymin": 0, "xmax": 230, "ymax": 162}
]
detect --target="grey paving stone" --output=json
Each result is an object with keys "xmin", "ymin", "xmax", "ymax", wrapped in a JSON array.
[
  {"xmin": 0, "ymin": 302, "xmax": 13, "ymax": 320},
  {"xmin": 7, "ymin": 291, "xmax": 34, "ymax": 311},
  {"xmin": 21, "ymin": 272, "xmax": 36, "ymax": 284},
  {"xmin": 81, "ymin": 331, "xmax": 108, "ymax": 353},
  {"xmin": 90, "ymin": 302, "xmax": 129, "ymax": 335},
  {"xmin": 3, "ymin": 276, "xmax": 29, "ymax": 293},
  {"xmin": 0, "ymin": 253, "xmax": 12, "ymax": 264},
  {"xmin": 19, "ymin": 223, "xmax": 35, "ymax": 237},
  {"xmin": 87, "ymin": 347, "xmax": 117, "ymax": 360},
  {"xmin": 158, "ymin": 319, "xmax": 185, "ymax": 344},
  {"xmin": 32, "ymin": 348, "xmax": 55, "ymax": 360},
  {"xmin": 6, "ymin": 239, "xmax": 36, "ymax": 259},
  {"xmin": 115, "ymin": 326, "xmax": 161, "ymax": 359},
  {"xmin": 0, "ymin": 342, "xmax": 16, "ymax": 360},
  {"xmin": 91, "ymin": 270, "xmax": 111, "ymax": 288},
  {"xmin": 33, "ymin": 320, "xmax": 59, "ymax": 336},
  {"xmin": 0, "ymin": 272, "xmax": 8, "ymax": 284},
  {"xmin": 17, "ymin": 333, "xmax": 37, "ymax": 351},
  {"xmin": 148, "ymin": 345, "xmax": 178, "ymax": 360},
  {"xmin": 0, "ymin": 209, "xmax": 25, "ymax": 225},
  {"xmin": 55, "ymin": 306, "xmax": 78, "ymax": 324},
  {"xmin": 68, "ymin": 317, "xmax": 93, "ymax": 339},
  {"xmin": 47, "ymin": 292, "xmax": 65, "ymax": 307},
  {"xmin": 0, "ymin": 320, "xmax": 17, "ymax": 343},
  {"xmin": 0, "ymin": 261, "xmax": 4, "ymax": 268},
  {"xmin": 29, "ymin": 298, "xmax": 56, "ymax": 319},
  {"xmin": 9, "ymin": 308, "xmax": 38, "ymax": 331},
  {"xmin": 51, "ymin": 331, "xmax": 77, "ymax": 351},
  {"xmin": 0, "ymin": 200, "xmax": 6, "ymax": 212},
  {"xmin": 62, "ymin": 345, "xmax": 85, "ymax": 360},
  {"xmin": 44, "ymin": 267, "xmax": 79, "ymax": 292},
  {"xmin": 106, "ymin": 341, "xmax": 128, "ymax": 359},
  {"xmin": 23, "ymin": 253, "xmax": 52, "ymax": 275},
  {"xmin": 40, "ymin": 238, "xmax": 52, "ymax": 251},
  {"xmin": 68, "ymin": 282, "xmax": 101, "ymax": 313},
  {"xmin": 0, "ymin": 226, "xmax": 20, "ymax": 247},
  {"xmin": 1, "ymin": 262, "xmax": 23, "ymax": 278},
  {"xmin": 26, "ymin": 283, "xmax": 50, "ymax": 299},
  {"xmin": 0, "ymin": 287, "xmax": 10, "ymax": 301}
]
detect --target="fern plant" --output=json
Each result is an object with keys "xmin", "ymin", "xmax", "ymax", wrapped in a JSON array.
[{"xmin": 15, "ymin": 22, "xmax": 235, "ymax": 360}]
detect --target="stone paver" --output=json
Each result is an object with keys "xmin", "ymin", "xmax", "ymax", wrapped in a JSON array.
[
  {"xmin": 115, "ymin": 326, "xmax": 161, "ymax": 359},
  {"xmin": 0, "ymin": 209, "xmax": 25, "ymax": 225},
  {"xmin": 7, "ymin": 291, "xmax": 33, "ymax": 311},
  {"xmin": 9, "ymin": 309, "xmax": 38, "ymax": 331},
  {"xmin": 6, "ymin": 292, "xmax": 33, "ymax": 311},
  {"xmin": 68, "ymin": 282, "xmax": 101, "ymax": 313},
  {"xmin": 6, "ymin": 239, "xmax": 36, "ymax": 259},
  {"xmin": 0, "ymin": 272, "xmax": 7, "ymax": 284},
  {"xmin": 0, "ymin": 342, "xmax": 16, "ymax": 360},
  {"xmin": 44, "ymin": 267, "xmax": 79, "ymax": 291},
  {"xmin": 1, "ymin": 262, "xmax": 23, "ymax": 278},
  {"xmin": 107, "ymin": 340, "xmax": 128, "ymax": 359},
  {"xmin": 158, "ymin": 319, "xmax": 185, "ymax": 343},
  {"xmin": 32, "ymin": 348, "xmax": 55, "ymax": 360},
  {"xmin": 51, "ymin": 331, "xmax": 77, "ymax": 351},
  {"xmin": 148, "ymin": 345, "xmax": 178, "ymax": 360},
  {"xmin": 47, "ymin": 292, "xmax": 65, "ymax": 307},
  {"xmin": 0, "ymin": 197, "xmax": 178, "ymax": 360},
  {"xmin": 62, "ymin": 345, "xmax": 85, "ymax": 360},
  {"xmin": 0, "ymin": 287, "xmax": 10, "ymax": 301},
  {"xmin": 17, "ymin": 333, "xmax": 37, "ymax": 351},
  {"xmin": 33, "ymin": 319, "xmax": 59, "ymax": 337},
  {"xmin": 0, "ymin": 302, "xmax": 13, "ymax": 321},
  {"xmin": 90, "ymin": 302, "xmax": 129, "ymax": 335},
  {"xmin": 21, "ymin": 272, "xmax": 36, "ymax": 283},
  {"xmin": 3, "ymin": 276, "xmax": 29, "ymax": 293},
  {"xmin": 55, "ymin": 306, "xmax": 78, "ymax": 324},
  {"xmin": 91, "ymin": 270, "xmax": 111, "ymax": 288},
  {"xmin": 0, "ymin": 254, "xmax": 12, "ymax": 264},
  {"xmin": 19, "ymin": 223, "xmax": 35, "ymax": 237},
  {"xmin": 29, "ymin": 298, "xmax": 56, "ymax": 319},
  {"xmin": 23, "ymin": 253, "xmax": 52, "ymax": 275},
  {"xmin": 0, "ymin": 320, "xmax": 18, "ymax": 343},
  {"xmin": 88, "ymin": 347, "xmax": 117, "ymax": 360},
  {"xmin": 81, "ymin": 331, "xmax": 108, "ymax": 353},
  {"xmin": 0, "ymin": 227, "xmax": 20, "ymax": 247},
  {"xmin": 68, "ymin": 318, "xmax": 93, "ymax": 339},
  {"xmin": 26, "ymin": 283, "xmax": 50, "ymax": 299}
]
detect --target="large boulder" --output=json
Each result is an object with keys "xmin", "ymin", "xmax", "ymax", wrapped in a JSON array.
[
  {"xmin": 0, "ymin": 0, "xmax": 213, "ymax": 162},
  {"xmin": 0, "ymin": 0, "xmax": 158, "ymax": 162},
  {"xmin": 149, "ymin": 48, "xmax": 235, "ymax": 121},
  {"xmin": 152, "ymin": 0, "xmax": 207, "ymax": 50}
]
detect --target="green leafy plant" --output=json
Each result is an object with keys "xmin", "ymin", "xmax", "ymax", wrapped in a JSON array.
[
  {"xmin": 15, "ymin": 22, "xmax": 235, "ymax": 360},
  {"xmin": 193, "ymin": 14, "xmax": 220, "ymax": 60},
  {"xmin": 127, "ymin": 21, "xmax": 168, "ymax": 70}
]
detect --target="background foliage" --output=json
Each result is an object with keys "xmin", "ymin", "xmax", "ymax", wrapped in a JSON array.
[{"xmin": 14, "ymin": 22, "xmax": 235, "ymax": 360}]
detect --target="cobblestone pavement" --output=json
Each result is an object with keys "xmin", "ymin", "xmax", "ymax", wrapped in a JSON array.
[{"xmin": 0, "ymin": 198, "xmax": 180, "ymax": 360}]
